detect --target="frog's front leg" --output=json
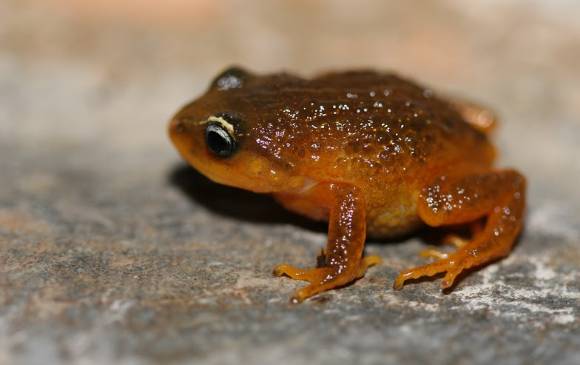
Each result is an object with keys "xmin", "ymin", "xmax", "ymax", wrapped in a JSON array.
[
  {"xmin": 273, "ymin": 183, "xmax": 381, "ymax": 303},
  {"xmin": 394, "ymin": 169, "xmax": 526, "ymax": 290}
]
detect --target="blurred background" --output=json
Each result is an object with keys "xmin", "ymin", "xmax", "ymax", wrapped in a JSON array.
[
  {"xmin": 1, "ymin": 1, "xmax": 579, "ymax": 364},
  {"xmin": 3, "ymin": 0, "xmax": 579, "ymax": 193}
]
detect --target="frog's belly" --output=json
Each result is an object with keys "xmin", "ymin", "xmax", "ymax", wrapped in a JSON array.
[
  {"xmin": 273, "ymin": 189, "xmax": 422, "ymax": 238},
  {"xmin": 362, "ymin": 183, "xmax": 423, "ymax": 238},
  {"xmin": 366, "ymin": 206, "xmax": 423, "ymax": 238}
]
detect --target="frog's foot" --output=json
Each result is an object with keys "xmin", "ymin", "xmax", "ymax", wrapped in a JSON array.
[
  {"xmin": 273, "ymin": 264, "xmax": 327, "ymax": 283},
  {"xmin": 418, "ymin": 233, "xmax": 469, "ymax": 259},
  {"xmin": 393, "ymin": 252, "xmax": 469, "ymax": 290},
  {"xmin": 273, "ymin": 255, "xmax": 382, "ymax": 303},
  {"xmin": 443, "ymin": 234, "xmax": 469, "ymax": 248},
  {"xmin": 419, "ymin": 248, "xmax": 449, "ymax": 260},
  {"xmin": 358, "ymin": 255, "xmax": 383, "ymax": 277}
]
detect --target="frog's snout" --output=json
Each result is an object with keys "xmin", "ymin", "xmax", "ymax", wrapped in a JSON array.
[
  {"xmin": 169, "ymin": 116, "xmax": 199, "ymax": 148},
  {"xmin": 168, "ymin": 117, "xmax": 188, "ymax": 137}
]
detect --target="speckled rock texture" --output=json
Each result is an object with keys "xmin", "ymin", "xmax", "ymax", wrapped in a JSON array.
[{"xmin": 0, "ymin": 1, "xmax": 578, "ymax": 364}]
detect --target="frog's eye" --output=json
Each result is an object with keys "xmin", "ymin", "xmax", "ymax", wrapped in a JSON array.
[{"xmin": 205, "ymin": 122, "xmax": 236, "ymax": 158}]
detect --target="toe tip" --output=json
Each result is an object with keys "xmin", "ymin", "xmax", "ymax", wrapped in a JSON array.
[{"xmin": 392, "ymin": 279, "xmax": 405, "ymax": 291}]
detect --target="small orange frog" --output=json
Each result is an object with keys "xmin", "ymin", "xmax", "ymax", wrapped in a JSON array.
[{"xmin": 168, "ymin": 67, "xmax": 526, "ymax": 303}]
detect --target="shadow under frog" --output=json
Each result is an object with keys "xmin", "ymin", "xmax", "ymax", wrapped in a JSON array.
[
  {"xmin": 168, "ymin": 163, "xmax": 420, "ymax": 262},
  {"xmin": 169, "ymin": 163, "xmax": 326, "ymax": 233},
  {"xmin": 168, "ymin": 164, "xmax": 465, "ymax": 272}
]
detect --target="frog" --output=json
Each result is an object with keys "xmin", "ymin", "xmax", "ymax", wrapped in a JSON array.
[{"xmin": 168, "ymin": 66, "xmax": 526, "ymax": 303}]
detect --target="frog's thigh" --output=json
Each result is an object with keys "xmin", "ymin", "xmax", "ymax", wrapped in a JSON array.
[
  {"xmin": 394, "ymin": 169, "xmax": 526, "ymax": 290},
  {"xmin": 274, "ymin": 183, "xmax": 380, "ymax": 303},
  {"xmin": 448, "ymin": 97, "xmax": 497, "ymax": 134}
]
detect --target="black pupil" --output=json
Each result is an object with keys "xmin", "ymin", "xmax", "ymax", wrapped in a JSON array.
[{"xmin": 205, "ymin": 124, "xmax": 234, "ymax": 157}]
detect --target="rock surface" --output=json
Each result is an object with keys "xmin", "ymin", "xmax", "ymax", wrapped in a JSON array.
[{"xmin": 1, "ymin": 1, "xmax": 579, "ymax": 364}]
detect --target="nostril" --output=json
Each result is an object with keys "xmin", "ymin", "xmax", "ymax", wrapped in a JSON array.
[{"xmin": 170, "ymin": 118, "xmax": 187, "ymax": 134}]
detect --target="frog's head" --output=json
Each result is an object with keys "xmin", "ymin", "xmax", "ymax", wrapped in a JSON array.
[{"xmin": 169, "ymin": 66, "xmax": 310, "ymax": 193}]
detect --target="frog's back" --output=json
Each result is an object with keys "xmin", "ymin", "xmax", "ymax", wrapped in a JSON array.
[
  {"xmin": 234, "ymin": 70, "xmax": 496, "ymax": 236},
  {"xmin": 242, "ymin": 70, "xmax": 495, "ymax": 183}
]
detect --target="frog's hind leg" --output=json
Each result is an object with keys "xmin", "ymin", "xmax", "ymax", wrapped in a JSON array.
[
  {"xmin": 394, "ymin": 169, "xmax": 526, "ymax": 290},
  {"xmin": 448, "ymin": 97, "xmax": 497, "ymax": 134}
]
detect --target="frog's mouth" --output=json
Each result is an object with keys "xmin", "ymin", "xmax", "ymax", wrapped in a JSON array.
[{"xmin": 199, "ymin": 154, "xmax": 312, "ymax": 194}]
